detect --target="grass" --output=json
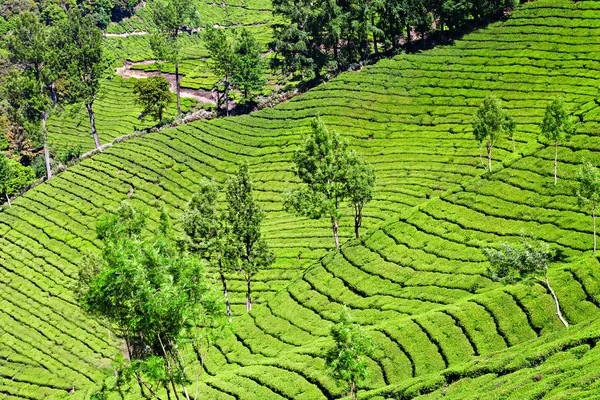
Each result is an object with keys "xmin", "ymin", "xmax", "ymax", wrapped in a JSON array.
[{"xmin": 4, "ymin": 0, "xmax": 600, "ymax": 398}]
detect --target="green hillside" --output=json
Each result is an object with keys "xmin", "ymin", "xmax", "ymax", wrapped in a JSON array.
[{"xmin": 3, "ymin": 0, "xmax": 600, "ymax": 398}]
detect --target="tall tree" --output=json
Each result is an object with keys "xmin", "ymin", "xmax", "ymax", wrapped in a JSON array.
[
  {"xmin": 472, "ymin": 94, "xmax": 515, "ymax": 172},
  {"xmin": 346, "ymin": 152, "xmax": 375, "ymax": 239},
  {"xmin": 285, "ymin": 117, "xmax": 352, "ymax": 248},
  {"xmin": 576, "ymin": 160, "xmax": 600, "ymax": 253},
  {"xmin": 182, "ymin": 181, "xmax": 232, "ymax": 316},
  {"xmin": 232, "ymin": 28, "xmax": 265, "ymax": 103},
  {"xmin": 150, "ymin": 0, "xmax": 196, "ymax": 119},
  {"xmin": 5, "ymin": 12, "xmax": 58, "ymax": 180},
  {"xmin": 0, "ymin": 153, "xmax": 13, "ymax": 206},
  {"xmin": 540, "ymin": 97, "xmax": 575, "ymax": 185},
  {"xmin": 225, "ymin": 163, "xmax": 275, "ymax": 312},
  {"xmin": 55, "ymin": 8, "xmax": 113, "ymax": 151},
  {"xmin": 484, "ymin": 236, "xmax": 568, "ymax": 328},
  {"xmin": 325, "ymin": 309, "xmax": 374, "ymax": 400},
  {"xmin": 77, "ymin": 202, "xmax": 223, "ymax": 398},
  {"xmin": 203, "ymin": 27, "xmax": 238, "ymax": 116}
]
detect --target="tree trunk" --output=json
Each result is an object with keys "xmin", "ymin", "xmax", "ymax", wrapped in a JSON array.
[
  {"xmin": 354, "ymin": 207, "xmax": 362, "ymax": 239},
  {"xmin": 487, "ymin": 143, "xmax": 492, "ymax": 172},
  {"xmin": 86, "ymin": 103, "xmax": 102, "ymax": 151},
  {"xmin": 350, "ymin": 379, "xmax": 357, "ymax": 400},
  {"xmin": 540, "ymin": 274, "xmax": 569, "ymax": 328},
  {"xmin": 372, "ymin": 15, "xmax": 378, "ymax": 55},
  {"xmin": 5, "ymin": 193, "xmax": 11, "ymax": 208},
  {"xmin": 332, "ymin": 217, "xmax": 340, "ymax": 248},
  {"xmin": 593, "ymin": 202, "xmax": 597, "ymax": 254},
  {"xmin": 225, "ymin": 80, "xmax": 230, "ymax": 117},
  {"xmin": 479, "ymin": 142, "xmax": 486, "ymax": 169},
  {"xmin": 219, "ymin": 262, "xmax": 231, "ymax": 316},
  {"xmin": 42, "ymin": 112, "xmax": 52, "ymax": 180},
  {"xmin": 554, "ymin": 142, "xmax": 558, "ymax": 185},
  {"xmin": 170, "ymin": 379, "xmax": 181, "ymax": 400},
  {"xmin": 246, "ymin": 271, "xmax": 252, "ymax": 312},
  {"xmin": 406, "ymin": 24, "xmax": 411, "ymax": 44},
  {"xmin": 175, "ymin": 61, "xmax": 181, "ymax": 119},
  {"xmin": 164, "ymin": 384, "xmax": 172, "ymax": 400}
]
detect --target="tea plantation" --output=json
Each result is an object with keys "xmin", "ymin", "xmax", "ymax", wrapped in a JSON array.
[{"xmin": 3, "ymin": 0, "xmax": 600, "ymax": 398}]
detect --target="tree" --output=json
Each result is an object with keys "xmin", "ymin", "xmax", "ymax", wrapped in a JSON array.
[
  {"xmin": 182, "ymin": 181, "xmax": 232, "ymax": 316},
  {"xmin": 540, "ymin": 97, "xmax": 576, "ymax": 185},
  {"xmin": 0, "ymin": 153, "xmax": 13, "ymax": 206},
  {"xmin": 225, "ymin": 163, "xmax": 275, "ymax": 312},
  {"xmin": 5, "ymin": 12, "xmax": 59, "ymax": 180},
  {"xmin": 55, "ymin": 8, "xmax": 113, "ymax": 151},
  {"xmin": 346, "ymin": 153, "xmax": 375, "ymax": 239},
  {"xmin": 472, "ymin": 94, "xmax": 515, "ymax": 172},
  {"xmin": 203, "ymin": 27, "xmax": 238, "ymax": 116},
  {"xmin": 77, "ymin": 202, "xmax": 223, "ymax": 399},
  {"xmin": 325, "ymin": 309, "xmax": 374, "ymax": 400},
  {"xmin": 133, "ymin": 77, "xmax": 172, "ymax": 122},
  {"xmin": 150, "ymin": 0, "xmax": 197, "ymax": 119},
  {"xmin": 576, "ymin": 160, "xmax": 600, "ymax": 253},
  {"xmin": 285, "ymin": 117, "xmax": 352, "ymax": 248},
  {"xmin": 483, "ymin": 236, "xmax": 568, "ymax": 328},
  {"xmin": 232, "ymin": 28, "xmax": 265, "ymax": 103}
]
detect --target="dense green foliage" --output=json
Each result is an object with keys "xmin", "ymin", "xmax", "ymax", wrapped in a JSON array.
[
  {"xmin": 4, "ymin": 1, "xmax": 600, "ymax": 399},
  {"xmin": 78, "ymin": 202, "xmax": 223, "ymax": 398},
  {"xmin": 133, "ymin": 76, "xmax": 172, "ymax": 122}
]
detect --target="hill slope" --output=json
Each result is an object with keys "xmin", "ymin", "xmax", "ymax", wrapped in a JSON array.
[{"xmin": 3, "ymin": 0, "xmax": 600, "ymax": 398}]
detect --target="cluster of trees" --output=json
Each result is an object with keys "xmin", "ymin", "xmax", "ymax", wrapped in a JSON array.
[
  {"xmin": 272, "ymin": 0, "xmax": 516, "ymax": 79},
  {"xmin": 203, "ymin": 28, "xmax": 265, "ymax": 115},
  {"xmin": 78, "ymin": 164, "xmax": 273, "ymax": 398},
  {"xmin": 472, "ymin": 95, "xmax": 575, "ymax": 183},
  {"xmin": 2, "ymin": 5, "xmax": 112, "ymax": 183},
  {"xmin": 285, "ymin": 117, "xmax": 375, "ymax": 248}
]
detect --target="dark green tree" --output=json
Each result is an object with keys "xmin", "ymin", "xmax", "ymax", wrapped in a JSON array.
[
  {"xmin": 285, "ymin": 117, "xmax": 353, "ymax": 248},
  {"xmin": 484, "ymin": 236, "xmax": 567, "ymax": 327},
  {"xmin": 5, "ymin": 12, "xmax": 58, "ymax": 180},
  {"xmin": 133, "ymin": 76, "xmax": 172, "ymax": 122},
  {"xmin": 576, "ymin": 160, "xmax": 600, "ymax": 253},
  {"xmin": 150, "ymin": 0, "xmax": 197, "ymax": 119},
  {"xmin": 472, "ymin": 94, "xmax": 515, "ymax": 172},
  {"xmin": 203, "ymin": 27, "xmax": 238, "ymax": 116},
  {"xmin": 540, "ymin": 97, "xmax": 576, "ymax": 185},
  {"xmin": 225, "ymin": 163, "xmax": 275, "ymax": 312},
  {"xmin": 53, "ymin": 8, "xmax": 113, "ymax": 151},
  {"xmin": 232, "ymin": 28, "xmax": 265, "ymax": 102},
  {"xmin": 182, "ymin": 180, "xmax": 232, "ymax": 316},
  {"xmin": 55, "ymin": 8, "xmax": 113, "ymax": 151},
  {"xmin": 77, "ymin": 202, "xmax": 223, "ymax": 398},
  {"xmin": 325, "ymin": 308, "xmax": 374, "ymax": 400}
]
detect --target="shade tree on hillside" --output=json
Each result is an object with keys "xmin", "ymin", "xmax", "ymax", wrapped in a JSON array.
[
  {"xmin": 133, "ymin": 76, "xmax": 172, "ymax": 123},
  {"xmin": 5, "ymin": 12, "xmax": 61, "ymax": 180},
  {"xmin": 77, "ymin": 202, "xmax": 225, "ymax": 399},
  {"xmin": 540, "ymin": 97, "xmax": 576, "ymax": 185},
  {"xmin": 576, "ymin": 160, "xmax": 600, "ymax": 253},
  {"xmin": 182, "ymin": 180, "xmax": 233, "ymax": 316},
  {"xmin": 203, "ymin": 27, "xmax": 238, "ymax": 116},
  {"xmin": 203, "ymin": 28, "xmax": 265, "ymax": 115},
  {"xmin": 285, "ymin": 117, "xmax": 375, "ymax": 248},
  {"xmin": 225, "ymin": 163, "xmax": 275, "ymax": 312},
  {"xmin": 150, "ymin": 0, "xmax": 197, "ymax": 119},
  {"xmin": 472, "ymin": 94, "xmax": 515, "ymax": 172},
  {"xmin": 0, "ymin": 152, "xmax": 34, "ymax": 207},
  {"xmin": 325, "ymin": 308, "xmax": 374, "ymax": 400},
  {"xmin": 484, "ymin": 235, "xmax": 568, "ymax": 328},
  {"xmin": 346, "ymin": 153, "xmax": 376, "ymax": 239},
  {"xmin": 54, "ymin": 8, "xmax": 114, "ymax": 151}
]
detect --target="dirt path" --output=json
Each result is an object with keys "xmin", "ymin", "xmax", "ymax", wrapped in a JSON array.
[{"xmin": 116, "ymin": 60, "xmax": 217, "ymax": 104}]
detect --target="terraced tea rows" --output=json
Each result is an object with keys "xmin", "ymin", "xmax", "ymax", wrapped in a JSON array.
[
  {"xmin": 4, "ymin": 0, "xmax": 600, "ymax": 398},
  {"xmin": 47, "ymin": 76, "xmax": 195, "ymax": 153}
]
